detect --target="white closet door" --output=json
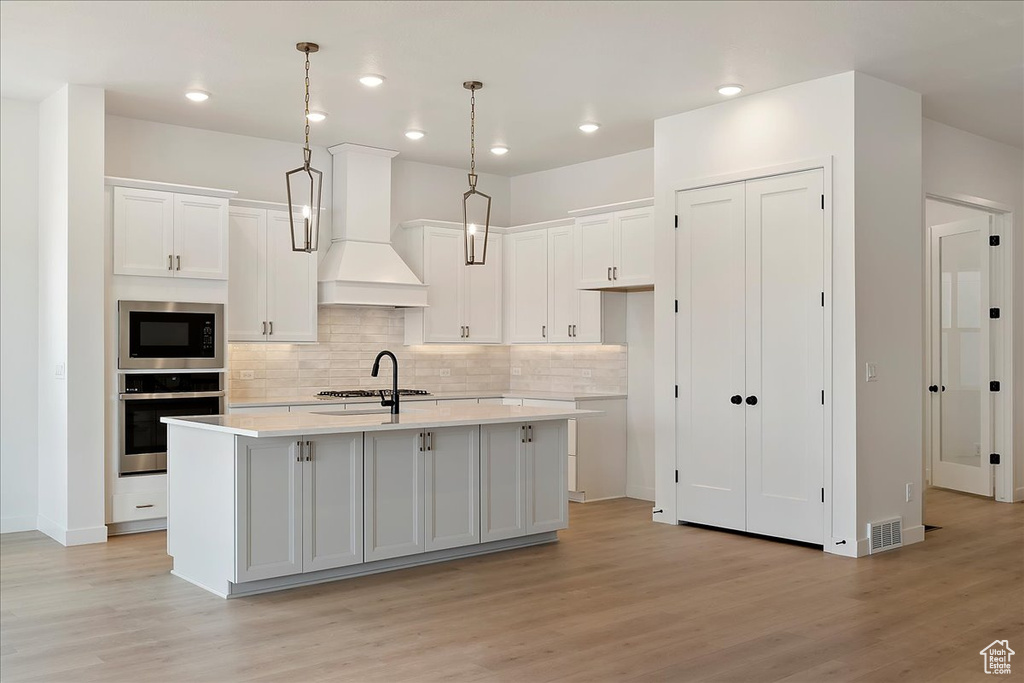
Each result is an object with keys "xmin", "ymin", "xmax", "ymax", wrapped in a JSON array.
[
  {"xmin": 744, "ymin": 170, "xmax": 824, "ymax": 545},
  {"xmin": 675, "ymin": 182, "xmax": 747, "ymax": 531}
]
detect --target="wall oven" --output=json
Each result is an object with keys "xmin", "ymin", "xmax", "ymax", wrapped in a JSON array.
[
  {"xmin": 118, "ymin": 300, "xmax": 224, "ymax": 370},
  {"xmin": 118, "ymin": 372, "xmax": 224, "ymax": 475}
]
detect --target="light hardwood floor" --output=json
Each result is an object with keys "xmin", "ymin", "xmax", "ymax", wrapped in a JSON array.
[{"xmin": 1, "ymin": 488, "xmax": 1021, "ymax": 682}]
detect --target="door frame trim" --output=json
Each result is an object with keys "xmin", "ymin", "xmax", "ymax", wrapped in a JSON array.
[
  {"xmin": 665, "ymin": 157, "xmax": 835, "ymax": 552},
  {"xmin": 924, "ymin": 192, "xmax": 1016, "ymax": 503}
]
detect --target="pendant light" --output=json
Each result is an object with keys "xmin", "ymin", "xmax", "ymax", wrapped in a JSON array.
[
  {"xmin": 285, "ymin": 42, "xmax": 323, "ymax": 253},
  {"xmin": 462, "ymin": 81, "xmax": 491, "ymax": 266}
]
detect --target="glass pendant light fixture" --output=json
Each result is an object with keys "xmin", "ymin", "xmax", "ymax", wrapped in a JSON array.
[
  {"xmin": 285, "ymin": 42, "xmax": 323, "ymax": 253},
  {"xmin": 462, "ymin": 81, "xmax": 491, "ymax": 266}
]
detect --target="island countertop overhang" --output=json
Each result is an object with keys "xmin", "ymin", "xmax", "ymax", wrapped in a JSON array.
[{"xmin": 162, "ymin": 404, "xmax": 598, "ymax": 438}]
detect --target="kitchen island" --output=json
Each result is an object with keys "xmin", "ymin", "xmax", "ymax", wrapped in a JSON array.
[{"xmin": 162, "ymin": 404, "xmax": 591, "ymax": 598}]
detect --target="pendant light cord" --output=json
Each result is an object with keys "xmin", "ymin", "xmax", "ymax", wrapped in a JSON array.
[
  {"xmin": 303, "ymin": 48, "xmax": 311, "ymax": 167},
  {"xmin": 469, "ymin": 87, "xmax": 476, "ymax": 178}
]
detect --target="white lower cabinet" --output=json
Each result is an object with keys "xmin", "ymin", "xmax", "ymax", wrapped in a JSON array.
[
  {"xmin": 480, "ymin": 421, "xmax": 568, "ymax": 542},
  {"xmin": 235, "ymin": 434, "xmax": 362, "ymax": 583},
  {"xmin": 364, "ymin": 426, "xmax": 480, "ymax": 562}
]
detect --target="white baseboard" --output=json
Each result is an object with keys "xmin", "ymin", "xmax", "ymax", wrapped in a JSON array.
[
  {"xmin": 902, "ymin": 524, "xmax": 925, "ymax": 547},
  {"xmin": 36, "ymin": 514, "xmax": 66, "ymax": 545},
  {"xmin": 1, "ymin": 515, "xmax": 36, "ymax": 534},
  {"xmin": 1015, "ymin": 486, "xmax": 1024, "ymax": 503},
  {"xmin": 108, "ymin": 519, "xmax": 166, "ymax": 536},
  {"xmin": 626, "ymin": 485, "xmax": 655, "ymax": 502},
  {"xmin": 35, "ymin": 516, "xmax": 107, "ymax": 546}
]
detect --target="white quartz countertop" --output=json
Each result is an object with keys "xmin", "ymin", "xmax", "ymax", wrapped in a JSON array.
[
  {"xmin": 164, "ymin": 404, "xmax": 597, "ymax": 438},
  {"xmin": 227, "ymin": 390, "xmax": 626, "ymax": 409}
]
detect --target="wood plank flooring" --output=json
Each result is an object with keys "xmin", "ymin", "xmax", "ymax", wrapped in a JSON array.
[{"xmin": 1, "ymin": 488, "xmax": 1021, "ymax": 682}]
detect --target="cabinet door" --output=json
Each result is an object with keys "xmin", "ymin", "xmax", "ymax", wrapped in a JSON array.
[
  {"xmin": 507, "ymin": 231, "xmax": 548, "ymax": 343},
  {"xmin": 235, "ymin": 437, "xmax": 303, "ymax": 582},
  {"xmin": 266, "ymin": 210, "xmax": 318, "ymax": 342},
  {"xmin": 676, "ymin": 183, "xmax": 747, "ymax": 532},
  {"xmin": 612, "ymin": 207, "xmax": 654, "ymax": 287},
  {"xmin": 547, "ymin": 227, "xmax": 576, "ymax": 343},
  {"xmin": 424, "ymin": 426, "xmax": 480, "ymax": 552},
  {"xmin": 573, "ymin": 291, "xmax": 603, "ymax": 343},
  {"xmin": 112, "ymin": 187, "xmax": 175, "ymax": 277},
  {"xmin": 303, "ymin": 434, "xmax": 364, "ymax": 572},
  {"xmin": 464, "ymin": 234, "xmax": 503, "ymax": 343},
  {"xmin": 364, "ymin": 431, "xmax": 424, "ymax": 562},
  {"xmin": 526, "ymin": 421, "xmax": 569, "ymax": 533},
  {"xmin": 575, "ymin": 215, "xmax": 615, "ymax": 289},
  {"xmin": 423, "ymin": 227, "xmax": 465, "ymax": 343},
  {"xmin": 480, "ymin": 423, "xmax": 527, "ymax": 542},
  {"xmin": 743, "ymin": 170, "xmax": 824, "ymax": 545},
  {"xmin": 173, "ymin": 194, "xmax": 229, "ymax": 279},
  {"xmin": 228, "ymin": 207, "xmax": 267, "ymax": 342}
]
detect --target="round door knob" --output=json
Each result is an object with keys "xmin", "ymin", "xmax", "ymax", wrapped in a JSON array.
[
  {"xmin": 928, "ymin": 385, "xmax": 938, "ymax": 393},
  {"xmin": 730, "ymin": 395, "xmax": 743, "ymax": 405},
  {"xmin": 745, "ymin": 395, "xmax": 758, "ymax": 406}
]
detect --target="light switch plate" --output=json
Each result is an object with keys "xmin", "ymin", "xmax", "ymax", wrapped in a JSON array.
[
  {"xmin": 55, "ymin": 362, "xmax": 65, "ymax": 379},
  {"xmin": 511, "ymin": 367, "xmax": 522, "ymax": 376},
  {"xmin": 439, "ymin": 368, "xmax": 451, "ymax": 377},
  {"xmin": 581, "ymin": 369, "xmax": 592, "ymax": 378},
  {"xmin": 239, "ymin": 370, "xmax": 255, "ymax": 380},
  {"xmin": 866, "ymin": 363, "xmax": 878, "ymax": 382}
]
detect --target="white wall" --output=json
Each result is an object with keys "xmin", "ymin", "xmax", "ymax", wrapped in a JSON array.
[
  {"xmin": 923, "ymin": 119, "xmax": 1024, "ymax": 501},
  {"xmin": 0, "ymin": 98, "xmax": 40, "ymax": 532},
  {"xmin": 392, "ymin": 159, "xmax": 510, "ymax": 227},
  {"xmin": 626, "ymin": 290, "xmax": 655, "ymax": 500},
  {"xmin": 510, "ymin": 148, "xmax": 653, "ymax": 225}
]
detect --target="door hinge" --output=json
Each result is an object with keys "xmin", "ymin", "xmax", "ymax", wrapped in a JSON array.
[
  {"xmin": 989, "ymin": 235, "xmax": 1000, "ymax": 247},
  {"xmin": 675, "ymin": 384, "xmax": 679, "ymax": 398},
  {"xmin": 821, "ymin": 291, "xmax": 825, "ymax": 307},
  {"xmin": 990, "ymin": 380, "xmax": 1001, "ymax": 392},
  {"xmin": 675, "ymin": 470, "xmax": 679, "ymax": 483},
  {"xmin": 820, "ymin": 195, "xmax": 825, "ymax": 210},
  {"xmin": 674, "ymin": 299, "xmax": 679, "ymax": 313},
  {"xmin": 821, "ymin": 390, "xmax": 825, "ymax": 405},
  {"xmin": 674, "ymin": 215, "xmax": 679, "ymax": 229},
  {"xmin": 990, "ymin": 307, "xmax": 1000, "ymax": 319},
  {"xmin": 990, "ymin": 453, "xmax": 1001, "ymax": 465},
  {"xmin": 821, "ymin": 488, "xmax": 825, "ymax": 503}
]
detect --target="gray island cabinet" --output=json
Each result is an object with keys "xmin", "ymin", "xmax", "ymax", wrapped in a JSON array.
[{"xmin": 163, "ymin": 404, "xmax": 588, "ymax": 597}]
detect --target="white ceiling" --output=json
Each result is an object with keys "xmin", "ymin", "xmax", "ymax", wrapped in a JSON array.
[{"xmin": 2, "ymin": 1, "xmax": 1021, "ymax": 175}]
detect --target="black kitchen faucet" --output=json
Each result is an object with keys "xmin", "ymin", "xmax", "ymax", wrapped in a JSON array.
[{"xmin": 371, "ymin": 350, "xmax": 400, "ymax": 415}]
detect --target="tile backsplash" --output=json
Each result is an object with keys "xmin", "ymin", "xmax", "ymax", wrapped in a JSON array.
[{"xmin": 228, "ymin": 306, "xmax": 627, "ymax": 402}]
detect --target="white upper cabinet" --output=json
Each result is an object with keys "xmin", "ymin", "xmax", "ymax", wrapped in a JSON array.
[
  {"xmin": 506, "ymin": 230, "xmax": 549, "ymax": 343},
  {"xmin": 113, "ymin": 186, "xmax": 228, "ymax": 280},
  {"xmin": 402, "ymin": 223, "xmax": 503, "ymax": 344},
  {"xmin": 575, "ymin": 203, "xmax": 654, "ymax": 290},
  {"xmin": 228, "ymin": 205, "xmax": 317, "ymax": 343}
]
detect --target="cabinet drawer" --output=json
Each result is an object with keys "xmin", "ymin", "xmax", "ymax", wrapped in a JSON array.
[{"xmin": 112, "ymin": 491, "xmax": 167, "ymax": 522}]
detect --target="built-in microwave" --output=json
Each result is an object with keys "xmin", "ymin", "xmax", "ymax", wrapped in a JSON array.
[{"xmin": 118, "ymin": 301, "xmax": 224, "ymax": 369}]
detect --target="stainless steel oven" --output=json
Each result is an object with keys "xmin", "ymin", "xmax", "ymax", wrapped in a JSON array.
[
  {"xmin": 118, "ymin": 300, "xmax": 224, "ymax": 370},
  {"xmin": 118, "ymin": 372, "xmax": 224, "ymax": 475}
]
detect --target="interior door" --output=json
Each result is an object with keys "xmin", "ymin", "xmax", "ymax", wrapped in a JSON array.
[
  {"xmin": 265, "ymin": 210, "xmax": 318, "ymax": 342},
  {"xmin": 423, "ymin": 227, "xmax": 465, "ymax": 343},
  {"xmin": 675, "ymin": 182, "xmax": 747, "ymax": 531},
  {"xmin": 228, "ymin": 207, "xmax": 267, "ymax": 341},
  {"xmin": 507, "ymin": 231, "xmax": 549, "ymax": 343},
  {"xmin": 743, "ymin": 170, "xmax": 824, "ymax": 545},
  {"xmin": 464, "ymin": 234, "xmax": 503, "ymax": 342},
  {"xmin": 548, "ymin": 226, "xmax": 576, "ymax": 342},
  {"xmin": 929, "ymin": 216, "xmax": 993, "ymax": 497}
]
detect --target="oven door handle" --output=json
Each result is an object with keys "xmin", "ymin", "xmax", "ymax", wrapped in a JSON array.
[{"xmin": 119, "ymin": 391, "xmax": 226, "ymax": 401}]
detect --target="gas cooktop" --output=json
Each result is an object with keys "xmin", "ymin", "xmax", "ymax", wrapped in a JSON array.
[{"xmin": 316, "ymin": 389, "xmax": 431, "ymax": 400}]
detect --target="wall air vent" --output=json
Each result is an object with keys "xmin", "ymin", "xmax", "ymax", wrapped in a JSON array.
[{"xmin": 868, "ymin": 517, "xmax": 903, "ymax": 554}]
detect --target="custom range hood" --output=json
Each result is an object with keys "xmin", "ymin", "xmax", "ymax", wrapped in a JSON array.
[{"xmin": 317, "ymin": 143, "xmax": 427, "ymax": 307}]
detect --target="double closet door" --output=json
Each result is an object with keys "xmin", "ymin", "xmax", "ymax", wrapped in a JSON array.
[{"xmin": 676, "ymin": 169, "xmax": 825, "ymax": 545}]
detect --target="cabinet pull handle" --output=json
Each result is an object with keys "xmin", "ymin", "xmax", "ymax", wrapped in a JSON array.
[
  {"xmin": 542, "ymin": 325, "xmax": 546, "ymax": 338},
  {"xmin": 296, "ymin": 440, "xmax": 303, "ymax": 462},
  {"xmin": 573, "ymin": 324, "xmax": 577, "ymax": 337},
  {"xmin": 521, "ymin": 426, "xmax": 526, "ymax": 444},
  {"xmin": 568, "ymin": 324, "xmax": 572, "ymax": 337},
  {"xmin": 305, "ymin": 440, "xmax": 313, "ymax": 461},
  {"xmin": 745, "ymin": 395, "xmax": 758, "ymax": 406},
  {"xmin": 168, "ymin": 255, "xmax": 173, "ymax": 271},
  {"xmin": 268, "ymin": 321, "xmax": 273, "ymax": 336},
  {"xmin": 135, "ymin": 504, "xmax": 154, "ymax": 509},
  {"xmin": 176, "ymin": 255, "xmax": 181, "ymax": 271},
  {"xmin": 613, "ymin": 266, "xmax": 617, "ymax": 280},
  {"xmin": 419, "ymin": 432, "xmax": 425, "ymax": 451},
  {"xmin": 466, "ymin": 326, "xmax": 469, "ymax": 339},
  {"xmin": 427, "ymin": 432, "xmax": 432, "ymax": 451},
  {"xmin": 262, "ymin": 321, "xmax": 267, "ymax": 335},
  {"xmin": 730, "ymin": 394, "xmax": 743, "ymax": 405},
  {"xmin": 528, "ymin": 425, "xmax": 533, "ymax": 442},
  {"xmin": 607, "ymin": 266, "xmax": 612, "ymax": 281}
]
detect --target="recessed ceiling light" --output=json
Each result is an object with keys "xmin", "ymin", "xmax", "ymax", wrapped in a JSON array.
[
  {"xmin": 717, "ymin": 84, "xmax": 743, "ymax": 96},
  {"xmin": 359, "ymin": 74, "xmax": 385, "ymax": 87},
  {"xmin": 185, "ymin": 90, "xmax": 210, "ymax": 102},
  {"xmin": 578, "ymin": 122, "xmax": 600, "ymax": 133},
  {"xmin": 405, "ymin": 129, "xmax": 425, "ymax": 140},
  {"xmin": 306, "ymin": 110, "xmax": 327, "ymax": 122},
  {"xmin": 490, "ymin": 145, "xmax": 509, "ymax": 155}
]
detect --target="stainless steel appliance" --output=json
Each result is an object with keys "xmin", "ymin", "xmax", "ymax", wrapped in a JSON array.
[
  {"xmin": 118, "ymin": 372, "xmax": 224, "ymax": 475},
  {"xmin": 118, "ymin": 300, "xmax": 224, "ymax": 369}
]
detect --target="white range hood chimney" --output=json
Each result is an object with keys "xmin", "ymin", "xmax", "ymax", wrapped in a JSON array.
[{"xmin": 318, "ymin": 143, "xmax": 427, "ymax": 307}]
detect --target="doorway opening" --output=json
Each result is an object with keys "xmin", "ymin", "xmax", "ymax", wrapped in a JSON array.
[{"xmin": 924, "ymin": 195, "xmax": 1014, "ymax": 504}]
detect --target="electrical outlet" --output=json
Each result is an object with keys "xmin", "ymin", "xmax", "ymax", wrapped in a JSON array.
[
  {"xmin": 581, "ymin": 368, "xmax": 592, "ymax": 378},
  {"xmin": 439, "ymin": 368, "xmax": 451, "ymax": 377},
  {"xmin": 239, "ymin": 370, "xmax": 255, "ymax": 380},
  {"xmin": 906, "ymin": 483, "xmax": 913, "ymax": 502},
  {"xmin": 511, "ymin": 367, "xmax": 522, "ymax": 376},
  {"xmin": 55, "ymin": 363, "xmax": 65, "ymax": 380}
]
